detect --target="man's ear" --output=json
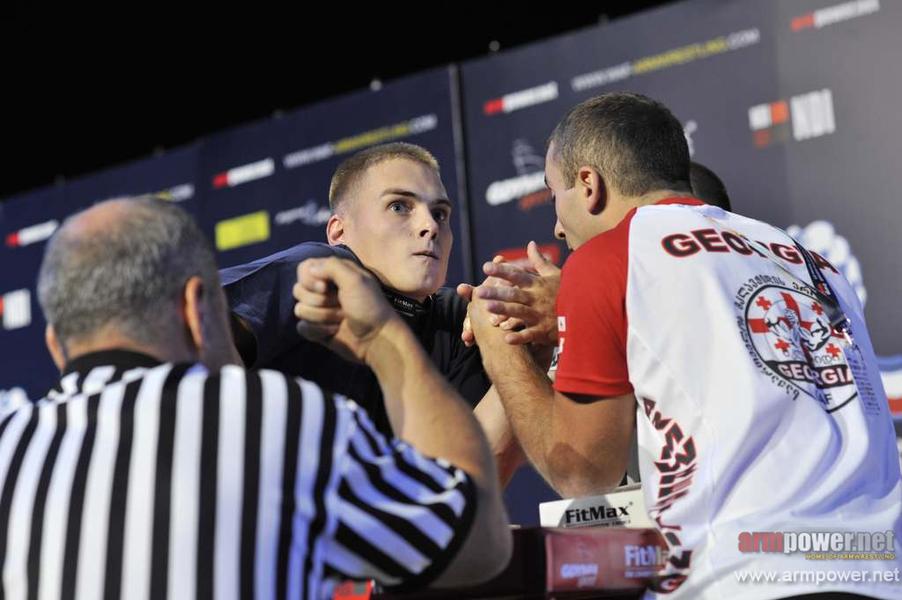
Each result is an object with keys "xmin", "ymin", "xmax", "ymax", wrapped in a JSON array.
[
  {"xmin": 326, "ymin": 213, "xmax": 345, "ymax": 246},
  {"xmin": 182, "ymin": 276, "xmax": 206, "ymax": 355},
  {"xmin": 45, "ymin": 324, "xmax": 67, "ymax": 371},
  {"xmin": 577, "ymin": 166, "xmax": 606, "ymax": 215}
]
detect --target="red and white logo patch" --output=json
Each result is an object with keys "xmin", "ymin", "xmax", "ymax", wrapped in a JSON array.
[{"xmin": 742, "ymin": 284, "xmax": 856, "ymax": 412}]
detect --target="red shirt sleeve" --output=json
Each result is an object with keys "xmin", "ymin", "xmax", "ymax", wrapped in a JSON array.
[{"xmin": 553, "ymin": 212, "xmax": 634, "ymax": 399}]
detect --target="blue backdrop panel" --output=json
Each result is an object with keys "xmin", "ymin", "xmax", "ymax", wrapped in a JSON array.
[
  {"xmin": 768, "ymin": 0, "xmax": 902, "ymax": 378},
  {"xmin": 461, "ymin": 0, "xmax": 778, "ymax": 269},
  {"xmin": 1, "ymin": 187, "xmax": 78, "ymax": 399},
  {"xmin": 0, "ymin": 146, "xmax": 201, "ymax": 398},
  {"xmin": 63, "ymin": 145, "xmax": 202, "ymax": 218}
]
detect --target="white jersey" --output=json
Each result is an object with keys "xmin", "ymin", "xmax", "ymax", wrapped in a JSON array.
[{"xmin": 554, "ymin": 197, "xmax": 902, "ymax": 600}]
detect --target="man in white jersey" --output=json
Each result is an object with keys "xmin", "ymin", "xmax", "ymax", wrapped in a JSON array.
[
  {"xmin": 0, "ymin": 196, "xmax": 511, "ymax": 599},
  {"xmin": 465, "ymin": 92, "xmax": 901, "ymax": 599}
]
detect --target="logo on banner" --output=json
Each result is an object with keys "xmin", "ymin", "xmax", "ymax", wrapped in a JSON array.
[
  {"xmin": 737, "ymin": 278, "xmax": 856, "ymax": 412},
  {"xmin": 274, "ymin": 201, "xmax": 331, "ymax": 227},
  {"xmin": 485, "ymin": 139, "xmax": 552, "ymax": 210},
  {"xmin": 6, "ymin": 220, "xmax": 58, "ymax": 249},
  {"xmin": 212, "ymin": 158, "xmax": 275, "ymax": 189},
  {"xmin": 512, "ymin": 138, "xmax": 545, "ymax": 173},
  {"xmin": 749, "ymin": 89, "xmax": 835, "ymax": 148},
  {"xmin": 483, "ymin": 82, "xmax": 558, "ymax": 116},
  {"xmin": 215, "ymin": 211, "xmax": 271, "ymax": 251},
  {"xmin": 571, "ymin": 28, "xmax": 759, "ymax": 93},
  {"xmin": 283, "ymin": 114, "xmax": 438, "ymax": 169},
  {"xmin": 791, "ymin": 0, "xmax": 880, "ymax": 32},
  {"xmin": 0, "ymin": 289, "xmax": 32, "ymax": 330},
  {"xmin": 155, "ymin": 183, "xmax": 194, "ymax": 202}
]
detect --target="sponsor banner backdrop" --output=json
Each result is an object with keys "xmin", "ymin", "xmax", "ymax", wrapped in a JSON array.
[
  {"xmin": 770, "ymin": 0, "xmax": 902, "ymax": 411},
  {"xmin": 461, "ymin": 0, "xmax": 781, "ymax": 276},
  {"xmin": 63, "ymin": 145, "xmax": 202, "ymax": 218},
  {"xmin": 197, "ymin": 116, "xmax": 286, "ymax": 266}
]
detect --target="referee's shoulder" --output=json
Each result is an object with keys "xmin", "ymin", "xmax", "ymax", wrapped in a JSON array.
[
  {"xmin": 158, "ymin": 363, "xmax": 358, "ymax": 418},
  {"xmin": 193, "ymin": 363, "xmax": 347, "ymax": 406}
]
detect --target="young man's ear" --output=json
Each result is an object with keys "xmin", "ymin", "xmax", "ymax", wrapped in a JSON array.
[
  {"xmin": 577, "ymin": 166, "xmax": 606, "ymax": 215},
  {"xmin": 326, "ymin": 214, "xmax": 345, "ymax": 246}
]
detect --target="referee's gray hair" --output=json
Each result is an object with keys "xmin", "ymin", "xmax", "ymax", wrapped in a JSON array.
[{"xmin": 37, "ymin": 195, "xmax": 221, "ymax": 346}]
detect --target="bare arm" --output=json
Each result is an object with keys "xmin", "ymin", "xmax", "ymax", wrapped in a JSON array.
[
  {"xmin": 469, "ymin": 294, "xmax": 635, "ymax": 498},
  {"xmin": 473, "ymin": 386, "xmax": 526, "ymax": 487},
  {"xmin": 456, "ymin": 256, "xmax": 531, "ymax": 487}
]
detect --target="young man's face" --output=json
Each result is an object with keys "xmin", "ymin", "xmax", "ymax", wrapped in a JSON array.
[{"xmin": 331, "ymin": 158, "xmax": 453, "ymax": 301}]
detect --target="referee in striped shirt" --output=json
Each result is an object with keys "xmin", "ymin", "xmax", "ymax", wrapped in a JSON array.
[{"xmin": 0, "ymin": 196, "xmax": 511, "ymax": 599}]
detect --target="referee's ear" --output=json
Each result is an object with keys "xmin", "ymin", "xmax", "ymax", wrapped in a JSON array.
[
  {"xmin": 45, "ymin": 324, "xmax": 66, "ymax": 372},
  {"xmin": 183, "ymin": 275, "xmax": 207, "ymax": 359}
]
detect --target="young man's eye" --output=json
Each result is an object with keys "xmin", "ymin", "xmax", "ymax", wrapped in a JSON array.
[
  {"xmin": 389, "ymin": 201, "xmax": 410, "ymax": 213},
  {"xmin": 432, "ymin": 208, "xmax": 450, "ymax": 223}
]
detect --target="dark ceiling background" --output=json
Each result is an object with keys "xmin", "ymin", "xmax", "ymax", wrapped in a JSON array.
[{"xmin": 0, "ymin": 3, "xmax": 677, "ymax": 201}]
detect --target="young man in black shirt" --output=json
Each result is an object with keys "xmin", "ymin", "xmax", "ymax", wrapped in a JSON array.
[{"xmin": 222, "ymin": 143, "xmax": 490, "ymax": 436}]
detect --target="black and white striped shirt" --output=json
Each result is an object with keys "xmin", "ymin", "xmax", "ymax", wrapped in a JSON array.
[{"xmin": 0, "ymin": 350, "xmax": 475, "ymax": 600}]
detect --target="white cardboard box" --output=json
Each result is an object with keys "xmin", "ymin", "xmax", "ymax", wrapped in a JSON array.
[{"xmin": 539, "ymin": 483, "xmax": 654, "ymax": 528}]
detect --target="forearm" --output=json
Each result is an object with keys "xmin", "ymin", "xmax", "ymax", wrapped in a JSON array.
[
  {"xmin": 481, "ymin": 343, "xmax": 632, "ymax": 497},
  {"xmin": 473, "ymin": 386, "xmax": 526, "ymax": 487},
  {"xmin": 480, "ymin": 343, "xmax": 557, "ymax": 485}
]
